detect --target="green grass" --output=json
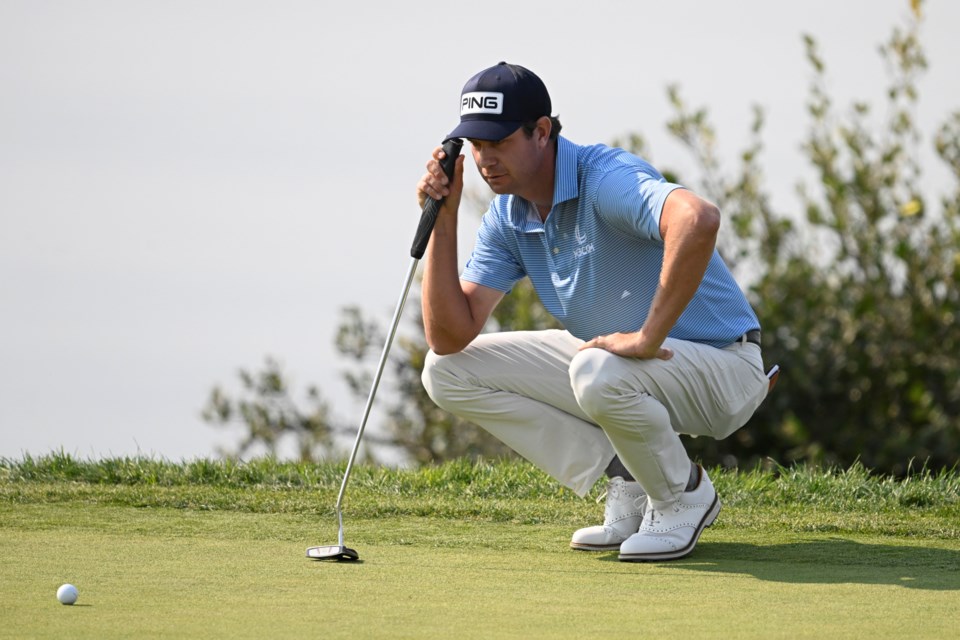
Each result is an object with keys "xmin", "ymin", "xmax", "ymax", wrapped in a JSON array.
[{"xmin": 2, "ymin": 454, "xmax": 959, "ymax": 639}]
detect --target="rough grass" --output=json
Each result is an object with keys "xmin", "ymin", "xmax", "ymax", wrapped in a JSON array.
[{"xmin": 2, "ymin": 453, "xmax": 958, "ymax": 536}]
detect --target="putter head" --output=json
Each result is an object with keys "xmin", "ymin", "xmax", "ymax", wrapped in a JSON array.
[{"xmin": 306, "ymin": 545, "xmax": 359, "ymax": 562}]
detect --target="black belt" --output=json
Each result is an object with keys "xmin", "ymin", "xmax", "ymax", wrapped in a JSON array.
[{"xmin": 738, "ymin": 329, "xmax": 761, "ymax": 347}]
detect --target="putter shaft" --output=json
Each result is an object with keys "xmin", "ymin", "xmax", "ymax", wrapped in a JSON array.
[{"xmin": 334, "ymin": 256, "xmax": 420, "ymax": 543}]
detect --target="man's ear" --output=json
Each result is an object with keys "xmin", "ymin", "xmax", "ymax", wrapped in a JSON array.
[{"xmin": 536, "ymin": 116, "xmax": 552, "ymax": 147}]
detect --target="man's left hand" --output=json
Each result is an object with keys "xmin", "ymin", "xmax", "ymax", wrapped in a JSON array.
[{"xmin": 578, "ymin": 332, "xmax": 674, "ymax": 360}]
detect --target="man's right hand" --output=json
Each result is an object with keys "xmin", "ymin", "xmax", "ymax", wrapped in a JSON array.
[{"xmin": 417, "ymin": 145, "xmax": 465, "ymax": 212}]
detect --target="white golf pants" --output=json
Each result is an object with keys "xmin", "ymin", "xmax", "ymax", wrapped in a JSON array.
[{"xmin": 421, "ymin": 329, "xmax": 769, "ymax": 509}]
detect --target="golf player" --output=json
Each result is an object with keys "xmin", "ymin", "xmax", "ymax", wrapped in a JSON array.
[{"xmin": 416, "ymin": 62, "xmax": 771, "ymax": 561}]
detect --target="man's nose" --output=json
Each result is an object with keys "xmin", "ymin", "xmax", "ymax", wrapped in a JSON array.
[{"xmin": 475, "ymin": 149, "xmax": 495, "ymax": 168}]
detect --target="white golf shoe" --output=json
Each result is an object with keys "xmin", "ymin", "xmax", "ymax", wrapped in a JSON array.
[
  {"xmin": 570, "ymin": 477, "xmax": 647, "ymax": 551},
  {"xmin": 618, "ymin": 466, "xmax": 720, "ymax": 562}
]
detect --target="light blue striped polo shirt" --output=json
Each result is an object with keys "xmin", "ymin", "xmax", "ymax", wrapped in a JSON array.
[{"xmin": 461, "ymin": 136, "xmax": 760, "ymax": 347}]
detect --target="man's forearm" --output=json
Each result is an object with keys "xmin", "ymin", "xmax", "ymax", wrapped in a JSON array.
[
  {"xmin": 643, "ymin": 199, "xmax": 719, "ymax": 345},
  {"xmin": 421, "ymin": 211, "xmax": 478, "ymax": 354}
]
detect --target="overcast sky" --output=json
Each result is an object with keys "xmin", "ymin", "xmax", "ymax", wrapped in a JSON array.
[{"xmin": 2, "ymin": 0, "xmax": 957, "ymax": 461}]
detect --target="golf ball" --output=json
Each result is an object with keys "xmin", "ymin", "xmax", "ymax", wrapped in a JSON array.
[{"xmin": 57, "ymin": 584, "xmax": 78, "ymax": 605}]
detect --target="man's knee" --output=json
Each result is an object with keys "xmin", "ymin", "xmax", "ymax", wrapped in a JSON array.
[
  {"xmin": 421, "ymin": 349, "xmax": 471, "ymax": 411},
  {"xmin": 421, "ymin": 349, "xmax": 445, "ymax": 405},
  {"xmin": 569, "ymin": 348, "xmax": 624, "ymax": 418},
  {"xmin": 569, "ymin": 348, "xmax": 667, "ymax": 429}
]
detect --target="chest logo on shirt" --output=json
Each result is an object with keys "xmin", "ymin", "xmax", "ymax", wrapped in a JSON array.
[{"xmin": 573, "ymin": 224, "xmax": 595, "ymax": 259}]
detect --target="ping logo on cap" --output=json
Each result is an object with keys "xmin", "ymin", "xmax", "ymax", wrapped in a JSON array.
[{"xmin": 461, "ymin": 92, "xmax": 503, "ymax": 115}]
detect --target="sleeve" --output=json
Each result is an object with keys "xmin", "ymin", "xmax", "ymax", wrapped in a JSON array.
[
  {"xmin": 594, "ymin": 163, "xmax": 685, "ymax": 242},
  {"xmin": 460, "ymin": 201, "xmax": 526, "ymax": 294}
]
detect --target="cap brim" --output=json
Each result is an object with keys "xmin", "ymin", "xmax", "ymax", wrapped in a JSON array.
[{"xmin": 445, "ymin": 119, "xmax": 522, "ymax": 142}]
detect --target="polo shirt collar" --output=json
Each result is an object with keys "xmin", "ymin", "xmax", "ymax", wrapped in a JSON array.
[{"xmin": 553, "ymin": 136, "xmax": 579, "ymax": 206}]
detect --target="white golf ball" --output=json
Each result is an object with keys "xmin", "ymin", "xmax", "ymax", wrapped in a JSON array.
[{"xmin": 57, "ymin": 584, "xmax": 78, "ymax": 605}]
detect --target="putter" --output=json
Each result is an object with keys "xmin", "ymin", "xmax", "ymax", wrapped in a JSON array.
[{"xmin": 308, "ymin": 137, "xmax": 463, "ymax": 562}]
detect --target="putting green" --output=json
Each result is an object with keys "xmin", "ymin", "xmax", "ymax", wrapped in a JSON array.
[{"xmin": 2, "ymin": 504, "xmax": 958, "ymax": 639}]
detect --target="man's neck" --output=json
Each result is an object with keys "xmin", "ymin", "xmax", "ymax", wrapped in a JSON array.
[{"xmin": 528, "ymin": 140, "xmax": 557, "ymax": 221}]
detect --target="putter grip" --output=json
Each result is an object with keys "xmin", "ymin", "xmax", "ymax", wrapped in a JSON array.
[{"xmin": 410, "ymin": 138, "xmax": 463, "ymax": 259}]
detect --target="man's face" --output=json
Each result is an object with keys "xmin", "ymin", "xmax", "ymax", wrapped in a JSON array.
[{"xmin": 467, "ymin": 127, "xmax": 544, "ymax": 195}]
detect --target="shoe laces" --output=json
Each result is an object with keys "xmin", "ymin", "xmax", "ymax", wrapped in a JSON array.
[
  {"xmin": 646, "ymin": 504, "xmax": 680, "ymax": 525},
  {"xmin": 595, "ymin": 478, "xmax": 624, "ymax": 504}
]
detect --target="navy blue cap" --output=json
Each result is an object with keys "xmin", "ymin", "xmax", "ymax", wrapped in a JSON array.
[{"xmin": 445, "ymin": 62, "xmax": 552, "ymax": 141}]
